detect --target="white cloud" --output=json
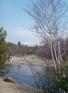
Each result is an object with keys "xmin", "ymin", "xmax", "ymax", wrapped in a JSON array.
[
  {"xmin": 6, "ymin": 27, "xmax": 41, "ymax": 45},
  {"xmin": 6, "ymin": 26, "xmax": 68, "ymax": 45},
  {"xmin": 64, "ymin": 30, "xmax": 68, "ymax": 38}
]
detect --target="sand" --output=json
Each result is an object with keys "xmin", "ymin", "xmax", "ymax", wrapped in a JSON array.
[
  {"xmin": 9, "ymin": 55, "xmax": 46, "ymax": 66},
  {"xmin": 0, "ymin": 79, "xmax": 43, "ymax": 93},
  {"xmin": 0, "ymin": 55, "xmax": 46, "ymax": 93}
]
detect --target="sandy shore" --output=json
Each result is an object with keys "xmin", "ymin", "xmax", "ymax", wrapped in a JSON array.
[
  {"xmin": 0, "ymin": 55, "xmax": 46, "ymax": 93},
  {"xmin": 0, "ymin": 79, "xmax": 43, "ymax": 93},
  {"xmin": 9, "ymin": 55, "xmax": 47, "ymax": 66}
]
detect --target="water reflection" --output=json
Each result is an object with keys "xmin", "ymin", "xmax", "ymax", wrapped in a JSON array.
[
  {"xmin": 0, "ymin": 64, "xmax": 9, "ymax": 77},
  {"xmin": 3, "ymin": 63, "xmax": 47, "ymax": 87}
]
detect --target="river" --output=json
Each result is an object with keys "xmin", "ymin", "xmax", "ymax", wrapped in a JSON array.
[{"xmin": 0, "ymin": 57, "xmax": 49, "ymax": 88}]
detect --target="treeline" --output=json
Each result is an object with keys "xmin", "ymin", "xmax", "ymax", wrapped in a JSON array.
[
  {"xmin": 0, "ymin": 27, "xmax": 67, "ymax": 61},
  {"xmin": 8, "ymin": 42, "xmax": 38, "ymax": 56},
  {"xmin": 8, "ymin": 37, "xmax": 68, "ymax": 60},
  {"xmin": 36, "ymin": 38, "xmax": 68, "ymax": 60}
]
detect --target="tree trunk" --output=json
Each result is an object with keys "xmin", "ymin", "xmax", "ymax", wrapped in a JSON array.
[
  {"xmin": 50, "ymin": 42, "xmax": 57, "ymax": 71},
  {"xmin": 50, "ymin": 40, "xmax": 63, "ymax": 74}
]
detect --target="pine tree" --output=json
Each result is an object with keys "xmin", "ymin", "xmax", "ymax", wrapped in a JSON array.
[{"xmin": 0, "ymin": 27, "xmax": 9, "ymax": 69}]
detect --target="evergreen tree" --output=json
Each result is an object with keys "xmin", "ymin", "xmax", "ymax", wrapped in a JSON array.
[{"xmin": 0, "ymin": 27, "xmax": 9, "ymax": 69}]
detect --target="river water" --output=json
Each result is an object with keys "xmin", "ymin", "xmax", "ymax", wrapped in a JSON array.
[{"xmin": 0, "ymin": 62, "xmax": 48, "ymax": 88}]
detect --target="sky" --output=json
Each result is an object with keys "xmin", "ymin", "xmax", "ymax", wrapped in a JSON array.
[
  {"xmin": 0, "ymin": 0, "xmax": 41, "ymax": 46},
  {"xmin": 0, "ymin": 0, "xmax": 68, "ymax": 46}
]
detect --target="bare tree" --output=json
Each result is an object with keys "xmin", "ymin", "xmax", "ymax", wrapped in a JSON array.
[{"xmin": 26, "ymin": 0, "xmax": 68, "ymax": 73}]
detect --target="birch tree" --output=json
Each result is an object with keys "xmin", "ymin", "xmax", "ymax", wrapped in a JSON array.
[{"xmin": 26, "ymin": 0, "xmax": 67, "ymax": 73}]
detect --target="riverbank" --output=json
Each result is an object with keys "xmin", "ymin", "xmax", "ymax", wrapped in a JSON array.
[
  {"xmin": 9, "ymin": 55, "xmax": 47, "ymax": 66},
  {"xmin": 0, "ymin": 79, "xmax": 43, "ymax": 93},
  {"xmin": 0, "ymin": 55, "xmax": 46, "ymax": 93}
]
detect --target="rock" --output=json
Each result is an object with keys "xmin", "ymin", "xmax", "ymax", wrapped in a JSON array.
[{"xmin": 3, "ymin": 77, "xmax": 16, "ymax": 83}]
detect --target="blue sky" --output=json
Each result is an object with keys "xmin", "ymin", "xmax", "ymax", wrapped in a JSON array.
[
  {"xmin": 0, "ymin": 0, "xmax": 68, "ymax": 45},
  {"xmin": 0, "ymin": 0, "xmax": 41, "ymax": 45}
]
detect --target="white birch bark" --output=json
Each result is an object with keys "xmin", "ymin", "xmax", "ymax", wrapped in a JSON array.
[{"xmin": 50, "ymin": 42, "xmax": 57, "ymax": 70}]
